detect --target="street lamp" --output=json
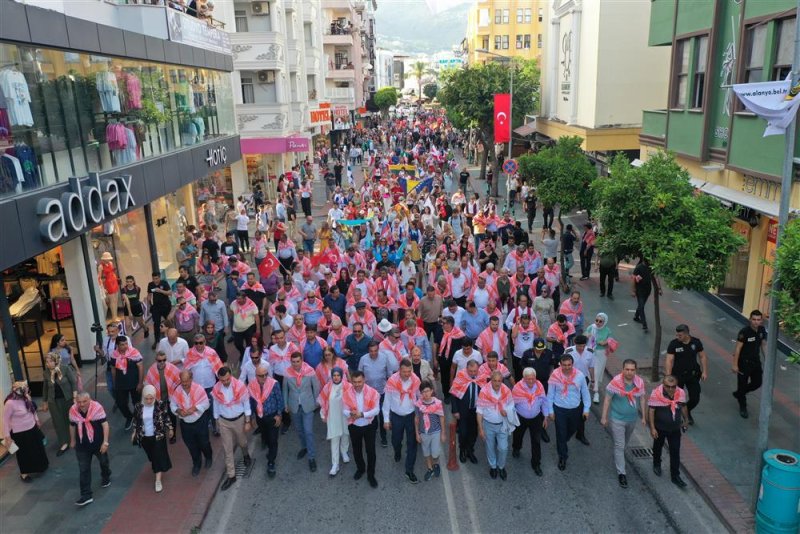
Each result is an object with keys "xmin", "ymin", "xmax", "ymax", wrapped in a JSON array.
[{"xmin": 476, "ymin": 48, "xmax": 513, "ymax": 206}]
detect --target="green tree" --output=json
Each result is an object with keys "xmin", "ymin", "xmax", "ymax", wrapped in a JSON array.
[
  {"xmin": 518, "ymin": 136, "xmax": 595, "ymax": 278},
  {"xmin": 773, "ymin": 217, "xmax": 800, "ymax": 362},
  {"xmin": 438, "ymin": 58, "xmax": 540, "ymax": 197},
  {"xmin": 592, "ymin": 151, "xmax": 746, "ymax": 380},
  {"xmin": 406, "ymin": 60, "xmax": 430, "ymax": 100},
  {"xmin": 423, "ymin": 82, "xmax": 438, "ymax": 100},
  {"xmin": 373, "ymin": 86, "xmax": 399, "ymax": 116}
]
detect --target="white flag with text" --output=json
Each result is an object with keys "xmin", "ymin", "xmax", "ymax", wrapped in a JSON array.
[{"xmin": 732, "ymin": 76, "xmax": 800, "ymax": 137}]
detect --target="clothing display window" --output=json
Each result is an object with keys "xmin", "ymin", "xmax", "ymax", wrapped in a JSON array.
[{"xmin": 0, "ymin": 42, "xmax": 235, "ymax": 200}]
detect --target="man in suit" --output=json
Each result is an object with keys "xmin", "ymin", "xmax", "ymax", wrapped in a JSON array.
[
  {"xmin": 282, "ymin": 351, "xmax": 321, "ymax": 472},
  {"xmin": 450, "ymin": 360, "xmax": 481, "ymax": 464}
]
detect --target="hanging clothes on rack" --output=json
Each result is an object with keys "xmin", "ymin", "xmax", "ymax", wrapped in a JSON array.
[
  {"xmin": 192, "ymin": 117, "xmax": 205, "ymax": 140},
  {"xmin": 14, "ymin": 142, "xmax": 39, "ymax": 188},
  {"xmin": 96, "ymin": 70, "xmax": 121, "ymax": 113},
  {"xmin": 175, "ymin": 80, "xmax": 196, "ymax": 113},
  {"xmin": 181, "ymin": 120, "xmax": 198, "ymax": 146},
  {"xmin": 0, "ymin": 151, "xmax": 24, "ymax": 195},
  {"xmin": 0, "ymin": 67, "xmax": 34, "ymax": 127},
  {"xmin": 116, "ymin": 71, "xmax": 142, "ymax": 111}
]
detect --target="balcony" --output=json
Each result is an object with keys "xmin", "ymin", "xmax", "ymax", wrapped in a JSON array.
[
  {"xmin": 230, "ymin": 32, "xmax": 285, "ymax": 71},
  {"xmin": 326, "ymin": 66, "xmax": 356, "ymax": 80},
  {"xmin": 322, "ymin": 0, "xmax": 354, "ymax": 10},
  {"xmin": 640, "ymin": 110, "xmax": 667, "ymax": 147},
  {"xmin": 327, "ymin": 87, "xmax": 356, "ymax": 103},
  {"xmin": 236, "ymin": 104, "xmax": 290, "ymax": 135}
]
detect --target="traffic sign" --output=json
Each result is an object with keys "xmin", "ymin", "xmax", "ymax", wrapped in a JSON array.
[{"xmin": 503, "ymin": 159, "xmax": 518, "ymax": 175}]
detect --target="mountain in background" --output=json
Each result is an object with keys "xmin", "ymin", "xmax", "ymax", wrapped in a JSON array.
[{"xmin": 375, "ymin": 0, "xmax": 470, "ymax": 56}]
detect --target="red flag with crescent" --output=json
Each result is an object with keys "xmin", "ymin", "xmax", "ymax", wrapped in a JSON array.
[
  {"xmin": 326, "ymin": 247, "xmax": 341, "ymax": 266},
  {"xmin": 494, "ymin": 93, "xmax": 511, "ymax": 143},
  {"xmin": 258, "ymin": 252, "xmax": 280, "ymax": 279}
]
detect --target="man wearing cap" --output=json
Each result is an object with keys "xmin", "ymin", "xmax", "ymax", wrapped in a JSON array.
[
  {"xmin": 349, "ymin": 301, "xmax": 378, "ymax": 339},
  {"xmin": 359, "ymin": 340, "xmax": 397, "ymax": 447},
  {"xmin": 379, "ymin": 327, "xmax": 409, "ymax": 364},
  {"xmin": 383, "ymin": 359, "xmax": 422, "ymax": 483},
  {"xmin": 230, "ymin": 292, "xmax": 261, "ymax": 360},
  {"xmin": 400, "ymin": 318, "xmax": 431, "ymax": 363},
  {"xmin": 512, "ymin": 368, "xmax": 550, "ymax": 476}
]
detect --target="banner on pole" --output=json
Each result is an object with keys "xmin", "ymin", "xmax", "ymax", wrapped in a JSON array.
[
  {"xmin": 494, "ymin": 93, "xmax": 511, "ymax": 143},
  {"xmin": 732, "ymin": 76, "xmax": 800, "ymax": 137}
]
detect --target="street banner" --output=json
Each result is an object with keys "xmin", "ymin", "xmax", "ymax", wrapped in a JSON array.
[
  {"xmin": 494, "ymin": 93, "xmax": 511, "ymax": 143},
  {"xmin": 733, "ymin": 76, "xmax": 800, "ymax": 137},
  {"xmin": 258, "ymin": 252, "xmax": 280, "ymax": 279}
]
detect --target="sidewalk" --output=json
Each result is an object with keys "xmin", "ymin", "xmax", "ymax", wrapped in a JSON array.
[{"xmin": 458, "ymin": 152, "xmax": 800, "ymax": 532}]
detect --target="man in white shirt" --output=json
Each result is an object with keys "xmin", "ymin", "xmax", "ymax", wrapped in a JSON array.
[
  {"xmin": 383, "ymin": 359, "xmax": 421, "ymax": 483},
  {"xmin": 212, "ymin": 367, "xmax": 252, "ymax": 491},
  {"xmin": 563, "ymin": 334, "xmax": 594, "ymax": 446},
  {"xmin": 170, "ymin": 370, "xmax": 213, "ymax": 476},
  {"xmin": 450, "ymin": 266, "xmax": 469, "ymax": 307},
  {"xmin": 451, "ymin": 340, "xmax": 484, "ymax": 379},
  {"xmin": 239, "ymin": 350, "xmax": 271, "ymax": 385},
  {"xmin": 398, "ymin": 255, "xmax": 417, "ymax": 287},
  {"xmin": 157, "ymin": 328, "xmax": 190, "ymax": 367},
  {"xmin": 442, "ymin": 299, "xmax": 466, "ymax": 330},
  {"xmin": 343, "ymin": 370, "xmax": 381, "ymax": 488}
]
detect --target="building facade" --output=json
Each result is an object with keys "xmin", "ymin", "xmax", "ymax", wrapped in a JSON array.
[
  {"xmin": 535, "ymin": 0, "xmax": 671, "ymax": 169},
  {"xmin": 463, "ymin": 0, "xmax": 546, "ymax": 64},
  {"xmin": 0, "ymin": 0, "xmax": 239, "ymax": 402},
  {"xmin": 216, "ymin": 0, "xmax": 323, "ymax": 198},
  {"xmin": 640, "ymin": 0, "xmax": 799, "ymax": 315}
]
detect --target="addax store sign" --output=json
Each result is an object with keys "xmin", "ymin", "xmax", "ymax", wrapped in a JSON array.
[{"xmin": 36, "ymin": 174, "xmax": 136, "ymax": 243}]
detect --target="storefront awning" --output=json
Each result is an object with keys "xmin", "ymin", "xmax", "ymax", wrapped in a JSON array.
[
  {"xmin": 514, "ymin": 122, "xmax": 537, "ymax": 137},
  {"xmin": 689, "ymin": 177, "xmax": 780, "ymax": 217}
]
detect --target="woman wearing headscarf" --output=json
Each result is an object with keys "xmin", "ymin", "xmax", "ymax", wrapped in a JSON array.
[
  {"xmin": 586, "ymin": 312, "xmax": 611, "ymax": 404},
  {"xmin": 131, "ymin": 384, "xmax": 173, "ymax": 492},
  {"xmin": 50, "ymin": 333, "xmax": 82, "ymax": 389},
  {"xmin": 317, "ymin": 367, "xmax": 350, "ymax": 477},
  {"xmin": 42, "ymin": 352, "xmax": 78, "ymax": 456},
  {"xmin": 3, "ymin": 381, "xmax": 49, "ymax": 481}
]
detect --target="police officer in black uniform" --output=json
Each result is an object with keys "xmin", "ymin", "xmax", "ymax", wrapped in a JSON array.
[
  {"xmin": 665, "ymin": 324, "xmax": 708, "ymax": 425},
  {"xmin": 732, "ymin": 309, "xmax": 767, "ymax": 419}
]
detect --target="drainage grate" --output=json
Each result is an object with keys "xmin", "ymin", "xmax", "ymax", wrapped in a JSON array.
[
  {"xmin": 630, "ymin": 447, "xmax": 654, "ymax": 459},
  {"xmin": 234, "ymin": 457, "xmax": 255, "ymax": 478}
]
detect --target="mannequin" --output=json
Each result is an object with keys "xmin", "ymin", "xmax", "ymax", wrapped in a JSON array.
[{"xmin": 99, "ymin": 252, "xmax": 120, "ymax": 321}]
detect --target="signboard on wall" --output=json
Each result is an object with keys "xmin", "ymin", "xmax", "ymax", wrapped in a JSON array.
[
  {"xmin": 310, "ymin": 108, "xmax": 332, "ymax": 126},
  {"xmin": 166, "ymin": 10, "xmax": 232, "ymax": 54}
]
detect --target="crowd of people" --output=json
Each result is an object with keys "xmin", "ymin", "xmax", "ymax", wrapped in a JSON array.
[{"xmin": 3, "ymin": 108, "xmax": 768, "ymax": 507}]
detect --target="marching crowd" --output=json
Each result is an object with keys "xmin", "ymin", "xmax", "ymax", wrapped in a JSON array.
[{"xmin": 3, "ymin": 109, "xmax": 768, "ymax": 508}]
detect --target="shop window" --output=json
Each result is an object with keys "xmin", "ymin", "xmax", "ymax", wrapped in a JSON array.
[
  {"xmin": 671, "ymin": 38, "xmax": 690, "ymax": 108},
  {"xmin": 744, "ymin": 24, "xmax": 767, "ymax": 83},
  {"xmin": 0, "ymin": 42, "xmax": 235, "ymax": 201},
  {"xmin": 691, "ymin": 35, "xmax": 708, "ymax": 109},
  {"xmin": 773, "ymin": 18, "xmax": 795, "ymax": 81}
]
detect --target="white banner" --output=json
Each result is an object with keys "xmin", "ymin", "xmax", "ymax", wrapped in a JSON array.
[{"xmin": 732, "ymin": 76, "xmax": 800, "ymax": 137}]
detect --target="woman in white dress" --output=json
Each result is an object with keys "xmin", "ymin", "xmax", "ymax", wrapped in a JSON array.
[
  {"xmin": 317, "ymin": 367, "xmax": 350, "ymax": 477},
  {"xmin": 533, "ymin": 285, "xmax": 556, "ymax": 337}
]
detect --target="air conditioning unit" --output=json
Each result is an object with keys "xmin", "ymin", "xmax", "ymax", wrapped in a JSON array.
[
  {"xmin": 251, "ymin": 1, "xmax": 269, "ymax": 15},
  {"xmin": 257, "ymin": 70, "xmax": 275, "ymax": 83}
]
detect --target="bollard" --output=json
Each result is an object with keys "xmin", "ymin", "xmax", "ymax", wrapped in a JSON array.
[
  {"xmin": 756, "ymin": 449, "xmax": 800, "ymax": 534},
  {"xmin": 447, "ymin": 420, "xmax": 459, "ymax": 471}
]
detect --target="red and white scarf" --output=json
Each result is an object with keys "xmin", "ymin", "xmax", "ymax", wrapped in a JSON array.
[
  {"xmin": 476, "ymin": 383, "xmax": 513, "ymax": 413},
  {"xmin": 68, "ymin": 401, "xmax": 106, "ymax": 443},
  {"xmin": 113, "ymin": 347, "xmax": 142, "ymax": 374},
  {"xmin": 144, "ymin": 362, "xmax": 181, "ymax": 400},
  {"xmin": 170, "ymin": 382, "xmax": 208, "ymax": 413},
  {"xmin": 549, "ymin": 367, "xmax": 579, "ymax": 397},
  {"xmin": 285, "ymin": 362, "xmax": 316, "ymax": 387},
  {"xmin": 476, "ymin": 327, "xmax": 507, "ymax": 357},
  {"xmin": 343, "ymin": 384, "xmax": 379, "ymax": 424},
  {"xmin": 318, "ymin": 380, "xmax": 351, "ymax": 419},
  {"xmin": 511, "ymin": 380, "xmax": 545, "ymax": 407},
  {"xmin": 248, "ymin": 377, "xmax": 278, "ymax": 418},
  {"xmin": 606, "ymin": 373, "xmax": 646, "ymax": 407},
  {"xmin": 559, "ymin": 299, "xmax": 583, "ymax": 325},
  {"xmin": 232, "ymin": 297, "xmax": 259, "ymax": 320},
  {"xmin": 380, "ymin": 338, "xmax": 408, "ymax": 363},
  {"xmin": 385, "ymin": 372, "xmax": 420, "ymax": 403},
  {"xmin": 477, "ymin": 362, "xmax": 511, "ymax": 384},
  {"xmin": 415, "ymin": 398, "xmax": 444, "ymax": 432},
  {"xmin": 648, "ymin": 384, "xmax": 687, "ymax": 419},
  {"xmin": 183, "ymin": 347, "xmax": 223, "ymax": 375},
  {"xmin": 449, "ymin": 369, "xmax": 482, "ymax": 399},
  {"xmin": 439, "ymin": 326, "xmax": 466, "ymax": 357},
  {"xmin": 211, "ymin": 378, "xmax": 248, "ymax": 408}
]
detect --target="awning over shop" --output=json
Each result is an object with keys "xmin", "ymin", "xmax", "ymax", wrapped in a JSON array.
[
  {"xmin": 689, "ymin": 177, "xmax": 779, "ymax": 217},
  {"xmin": 514, "ymin": 121, "xmax": 537, "ymax": 137}
]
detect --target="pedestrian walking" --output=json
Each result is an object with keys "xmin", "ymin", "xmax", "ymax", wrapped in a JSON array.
[
  {"xmin": 170, "ymin": 369, "xmax": 213, "ymax": 477},
  {"xmin": 112, "ymin": 335, "xmax": 144, "ymax": 430},
  {"xmin": 600, "ymin": 360, "xmax": 647, "ymax": 489},
  {"xmin": 318, "ymin": 366, "xmax": 351, "ymax": 477},
  {"xmin": 283, "ymin": 352, "xmax": 321, "ymax": 472},
  {"xmin": 3, "ymin": 381, "xmax": 49, "ymax": 482},
  {"xmin": 732, "ymin": 309, "xmax": 767, "ymax": 419},
  {"xmin": 632, "ymin": 257, "xmax": 659, "ymax": 332},
  {"xmin": 248, "ymin": 364, "xmax": 284, "ymax": 478},
  {"xmin": 585, "ymin": 312, "xmax": 612, "ymax": 404},
  {"xmin": 344, "ymin": 371, "xmax": 380, "ymax": 488},
  {"xmin": 648, "ymin": 375, "xmax": 689, "ymax": 488},
  {"xmin": 69, "ymin": 392, "xmax": 111, "ymax": 506},
  {"xmin": 212, "ymin": 367, "xmax": 253, "ymax": 491},
  {"xmin": 384, "ymin": 359, "xmax": 422, "ymax": 483},
  {"xmin": 131, "ymin": 385, "xmax": 173, "ymax": 493},
  {"xmin": 578, "ymin": 223, "xmax": 595, "ymax": 280},
  {"xmin": 665, "ymin": 324, "xmax": 708, "ymax": 424},
  {"xmin": 42, "ymin": 352, "xmax": 78, "ymax": 456},
  {"xmin": 414, "ymin": 380, "xmax": 445, "ymax": 482},
  {"xmin": 511, "ymin": 368, "xmax": 550, "ymax": 476},
  {"xmin": 477, "ymin": 371, "xmax": 515, "ymax": 480},
  {"xmin": 547, "ymin": 354, "xmax": 590, "ymax": 471},
  {"xmin": 450, "ymin": 360, "xmax": 482, "ymax": 464}
]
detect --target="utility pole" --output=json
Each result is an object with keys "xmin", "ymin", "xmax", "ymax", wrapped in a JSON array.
[{"xmin": 750, "ymin": 0, "xmax": 800, "ymax": 512}]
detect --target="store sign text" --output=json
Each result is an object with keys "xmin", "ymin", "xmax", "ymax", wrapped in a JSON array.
[
  {"xmin": 206, "ymin": 146, "xmax": 228, "ymax": 167},
  {"xmin": 36, "ymin": 174, "xmax": 135, "ymax": 243},
  {"xmin": 742, "ymin": 175, "xmax": 779, "ymax": 201}
]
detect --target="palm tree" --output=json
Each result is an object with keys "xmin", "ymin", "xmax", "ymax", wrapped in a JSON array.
[{"xmin": 406, "ymin": 60, "xmax": 429, "ymax": 100}]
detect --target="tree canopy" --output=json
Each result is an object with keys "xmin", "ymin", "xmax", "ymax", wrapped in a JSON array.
[
  {"xmin": 774, "ymin": 217, "xmax": 800, "ymax": 348},
  {"xmin": 592, "ymin": 151, "xmax": 745, "ymax": 378},
  {"xmin": 423, "ymin": 83, "xmax": 438, "ymax": 100},
  {"xmin": 373, "ymin": 86, "xmax": 399, "ymax": 113}
]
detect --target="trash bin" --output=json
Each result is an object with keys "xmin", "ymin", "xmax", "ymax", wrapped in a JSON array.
[{"xmin": 756, "ymin": 449, "xmax": 800, "ymax": 534}]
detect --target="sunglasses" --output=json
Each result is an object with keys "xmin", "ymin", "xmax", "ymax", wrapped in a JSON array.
[
  {"xmin": 195, "ymin": 341, "xmax": 205, "ymax": 345},
  {"xmin": 156, "ymin": 359, "xmax": 167, "ymax": 363},
  {"xmin": 663, "ymin": 385, "xmax": 677, "ymax": 389},
  {"xmin": 256, "ymin": 374, "xmax": 268, "ymax": 378}
]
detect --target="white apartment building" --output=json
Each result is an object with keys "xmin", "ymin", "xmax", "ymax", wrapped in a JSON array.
[{"xmin": 217, "ymin": 0, "xmax": 325, "ymax": 195}]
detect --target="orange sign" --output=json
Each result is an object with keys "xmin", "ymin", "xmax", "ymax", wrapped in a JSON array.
[
  {"xmin": 319, "ymin": 102, "xmax": 331, "ymax": 109},
  {"xmin": 767, "ymin": 219, "xmax": 778, "ymax": 244},
  {"xmin": 310, "ymin": 108, "xmax": 331, "ymax": 125},
  {"xmin": 358, "ymin": 107, "xmax": 367, "ymax": 114}
]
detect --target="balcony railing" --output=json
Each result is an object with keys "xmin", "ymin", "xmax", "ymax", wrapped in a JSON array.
[{"xmin": 115, "ymin": 0, "xmax": 226, "ymax": 29}]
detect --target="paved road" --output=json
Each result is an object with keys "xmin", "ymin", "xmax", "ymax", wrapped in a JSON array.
[{"xmin": 202, "ymin": 156, "xmax": 725, "ymax": 534}]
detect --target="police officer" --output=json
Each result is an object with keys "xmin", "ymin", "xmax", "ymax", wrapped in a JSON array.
[
  {"xmin": 665, "ymin": 324, "xmax": 707, "ymax": 425},
  {"xmin": 732, "ymin": 309, "xmax": 767, "ymax": 419},
  {"xmin": 524, "ymin": 188, "xmax": 537, "ymax": 232}
]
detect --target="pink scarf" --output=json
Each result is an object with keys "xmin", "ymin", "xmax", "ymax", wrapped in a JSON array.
[
  {"xmin": 385, "ymin": 372, "xmax": 421, "ymax": 403},
  {"xmin": 248, "ymin": 377, "xmax": 278, "ymax": 418},
  {"xmin": 69, "ymin": 401, "xmax": 106, "ymax": 442},
  {"xmin": 606, "ymin": 373, "xmax": 645, "ymax": 406},
  {"xmin": 648, "ymin": 385, "xmax": 687, "ymax": 419},
  {"xmin": 549, "ymin": 367, "xmax": 578, "ymax": 397},
  {"xmin": 415, "ymin": 398, "xmax": 444, "ymax": 432}
]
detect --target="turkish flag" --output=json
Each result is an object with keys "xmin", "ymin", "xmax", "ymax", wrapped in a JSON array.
[
  {"xmin": 326, "ymin": 248, "xmax": 342, "ymax": 266},
  {"xmin": 258, "ymin": 252, "xmax": 280, "ymax": 279},
  {"xmin": 494, "ymin": 93, "xmax": 511, "ymax": 143}
]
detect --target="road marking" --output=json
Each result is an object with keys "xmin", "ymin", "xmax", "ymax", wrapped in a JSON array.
[
  {"xmin": 459, "ymin": 461, "xmax": 482, "ymax": 533},
  {"xmin": 618, "ymin": 323, "xmax": 629, "ymax": 327},
  {"xmin": 439, "ymin": 458, "xmax": 461, "ymax": 534},
  {"xmin": 211, "ymin": 444, "xmax": 252, "ymax": 528}
]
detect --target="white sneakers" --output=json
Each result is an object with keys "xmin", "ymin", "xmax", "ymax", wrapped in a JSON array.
[
  {"xmin": 329, "ymin": 464, "xmax": 340, "ymax": 477},
  {"xmin": 342, "ymin": 452, "xmax": 350, "ymax": 464},
  {"xmin": 155, "ymin": 480, "xmax": 163, "ymax": 493},
  {"xmin": 592, "ymin": 392, "xmax": 600, "ymax": 404}
]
